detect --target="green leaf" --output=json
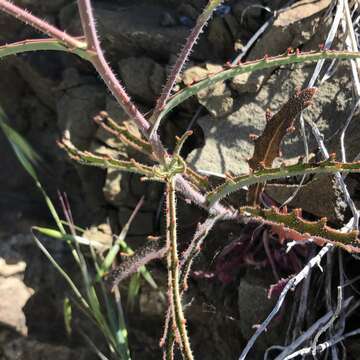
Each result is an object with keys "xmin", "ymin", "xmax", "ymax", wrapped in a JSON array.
[
  {"xmin": 127, "ymin": 272, "xmax": 141, "ymax": 309},
  {"xmin": 0, "ymin": 38, "xmax": 89, "ymax": 61},
  {"xmin": 63, "ymin": 297, "xmax": 72, "ymax": 337},
  {"xmin": 0, "ymin": 108, "xmax": 65, "ymax": 233}
]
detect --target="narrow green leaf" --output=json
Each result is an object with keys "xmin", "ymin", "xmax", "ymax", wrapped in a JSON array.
[
  {"xmin": 127, "ymin": 272, "xmax": 141, "ymax": 309},
  {"xmin": 63, "ymin": 297, "xmax": 72, "ymax": 337},
  {"xmin": 33, "ymin": 226, "xmax": 106, "ymax": 250},
  {"xmin": 0, "ymin": 108, "xmax": 65, "ymax": 233}
]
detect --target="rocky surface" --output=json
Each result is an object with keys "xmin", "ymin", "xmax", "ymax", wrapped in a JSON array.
[{"xmin": 1, "ymin": 0, "xmax": 360, "ymax": 359}]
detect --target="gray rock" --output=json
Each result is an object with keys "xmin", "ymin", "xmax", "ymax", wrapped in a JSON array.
[
  {"xmin": 118, "ymin": 57, "xmax": 166, "ymax": 105},
  {"xmin": 56, "ymin": 74, "xmax": 105, "ymax": 149},
  {"xmin": 231, "ymin": 0, "xmax": 331, "ymax": 94},
  {"xmin": 15, "ymin": 0, "xmax": 71, "ymax": 13},
  {"xmin": 238, "ymin": 268, "xmax": 289, "ymax": 357},
  {"xmin": 207, "ymin": 15, "xmax": 235, "ymax": 60},
  {"xmin": 60, "ymin": 2, "xmax": 197, "ymax": 60},
  {"xmin": 182, "ymin": 63, "xmax": 234, "ymax": 117},
  {"xmin": 2, "ymin": 338, "xmax": 93, "ymax": 360},
  {"xmin": 198, "ymin": 81, "xmax": 234, "ymax": 118},
  {"xmin": 188, "ymin": 61, "xmax": 355, "ymax": 222}
]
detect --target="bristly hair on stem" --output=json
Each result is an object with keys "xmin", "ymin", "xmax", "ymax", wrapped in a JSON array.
[
  {"xmin": 0, "ymin": 0, "xmax": 86, "ymax": 49},
  {"xmin": 166, "ymin": 177, "xmax": 193, "ymax": 360},
  {"xmin": 150, "ymin": 0, "xmax": 224, "ymax": 138},
  {"xmin": 76, "ymin": 0, "xmax": 152, "ymax": 137}
]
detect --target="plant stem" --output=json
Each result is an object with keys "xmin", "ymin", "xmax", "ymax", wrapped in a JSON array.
[
  {"xmin": 166, "ymin": 177, "xmax": 193, "ymax": 360},
  {"xmin": 151, "ymin": 0, "xmax": 223, "ymax": 136},
  {"xmin": 0, "ymin": 0, "xmax": 85, "ymax": 49},
  {"xmin": 76, "ymin": 0, "xmax": 151, "ymax": 137},
  {"xmin": 157, "ymin": 50, "xmax": 360, "ymax": 128},
  {"xmin": 207, "ymin": 159, "xmax": 360, "ymax": 205},
  {"xmin": 0, "ymin": 38, "xmax": 89, "ymax": 60}
]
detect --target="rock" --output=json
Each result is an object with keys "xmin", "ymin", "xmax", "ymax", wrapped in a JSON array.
[
  {"xmin": 188, "ymin": 60, "xmax": 356, "ymax": 222},
  {"xmin": 2, "ymin": 338, "xmax": 93, "ymax": 360},
  {"xmin": 160, "ymin": 12, "xmax": 177, "ymax": 27},
  {"xmin": 198, "ymin": 81, "xmax": 234, "ymax": 117},
  {"xmin": 60, "ymin": 1, "xmax": 215, "ymax": 62},
  {"xmin": 83, "ymin": 223, "xmax": 113, "ymax": 248},
  {"xmin": 60, "ymin": 2, "xmax": 190, "ymax": 60},
  {"xmin": 0, "ymin": 13, "xmax": 24, "ymax": 43},
  {"xmin": 139, "ymin": 284, "xmax": 166, "ymax": 316},
  {"xmin": 0, "ymin": 234, "xmax": 34, "ymax": 336},
  {"xmin": 56, "ymin": 71, "xmax": 105, "ymax": 148},
  {"xmin": 103, "ymin": 168, "xmax": 123, "ymax": 205},
  {"xmin": 0, "ymin": 61, "xmax": 27, "ymax": 128},
  {"xmin": 238, "ymin": 268, "xmax": 289, "ymax": 356},
  {"xmin": 182, "ymin": 63, "xmax": 233, "ymax": 117},
  {"xmin": 15, "ymin": 0, "xmax": 71, "ymax": 13},
  {"xmin": 231, "ymin": 0, "xmax": 331, "ymax": 94},
  {"xmin": 176, "ymin": 3, "xmax": 199, "ymax": 20},
  {"xmin": 118, "ymin": 57, "xmax": 166, "ymax": 105},
  {"xmin": 207, "ymin": 15, "xmax": 235, "ymax": 60},
  {"xmin": 0, "ymin": 278, "xmax": 33, "ymax": 335},
  {"xmin": 266, "ymin": 175, "xmax": 347, "ymax": 224},
  {"xmin": 232, "ymin": 0, "xmax": 265, "ymax": 35},
  {"xmin": 56, "ymin": 71, "xmax": 108, "ymax": 210},
  {"xmin": 118, "ymin": 207, "xmax": 155, "ymax": 237},
  {"xmin": 13, "ymin": 57, "xmax": 57, "ymax": 111},
  {"xmin": 182, "ymin": 64, "xmax": 214, "ymax": 86},
  {"xmin": 0, "ymin": 259, "xmax": 26, "ymax": 277}
]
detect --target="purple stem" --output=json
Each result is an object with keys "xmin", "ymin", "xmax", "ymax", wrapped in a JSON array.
[
  {"xmin": 76, "ymin": 0, "xmax": 151, "ymax": 136},
  {"xmin": 151, "ymin": 1, "xmax": 221, "ymax": 135},
  {"xmin": 0, "ymin": 0, "xmax": 84, "ymax": 49},
  {"xmin": 0, "ymin": 0, "xmax": 237, "ymax": 219}
]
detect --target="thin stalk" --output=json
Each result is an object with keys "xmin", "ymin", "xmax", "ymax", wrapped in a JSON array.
[
  {"xmin": 207, "ymin": 159, "xmax": 360, "ymax": 205},
  {"xmin": 76, "ymin": 0, "xmax": 151, "ymax": 136},
  {"xmin": 0, "ymin": 0, "xmax": 85, "ymax": 49},
  {"xmin": 166, "ymin": 177, "xmax": 193, "ymax": 360},
  {"xmin": 151, "ymin": 0, "xmax": 223, "ymax": 136},
  {"xmin": 157, "ymin": 50, "xmax": 360, "ymax": 128}
]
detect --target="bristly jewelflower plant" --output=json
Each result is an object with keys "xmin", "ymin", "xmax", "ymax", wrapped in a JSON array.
[{"xmin": 2, "ymin": 0, "xmax": 360, "ymax": 359}]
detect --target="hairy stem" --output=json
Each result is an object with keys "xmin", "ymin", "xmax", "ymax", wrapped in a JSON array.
[
  {"xmin": 151, "ymin": 0, "xmax": 223, "ymax": 136},
  {"xmin": 157, "ymin": 50, "xmax": 360, "ymax": 128},
  {"xmin": 0, "ymin": 0, "xmax": 85, "ymax": 49},
  {"xmin": 166, "ymin": 177, "xmax": 193, "ymax": 360},
  {"xmin": 76, "ymin": 0, "xmax": 151, "ymax": 136},
  {"xmin": 0, "ymin": 38, "xmax": 89, "ymax": 60},
  {"xmin": 77, "ymin": 0, "xmax": 99, "ymax": 52},
  {"xmin": 207, "ymin": 159, "xmax": 360, "ymax": 205}
]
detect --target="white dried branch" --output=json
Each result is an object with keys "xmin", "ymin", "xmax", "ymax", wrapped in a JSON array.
[
  {"xmin": 282, "ymin": 327, "xmax": 360, "ymax": 359},
  {"xmin": 238, "ymin": 243, "xmax": 333, "ymax": 360}
]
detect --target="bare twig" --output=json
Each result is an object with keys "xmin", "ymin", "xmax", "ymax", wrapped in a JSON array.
[
  {"xmin": 282, "ymin": 327, "xmax": 360, "ymax": 359},
  {"xmin": 238, "ymin": 243, "xmax": 333, "ymax": 360},
  {"xmin": 275, "ymin": 296, "xmax": 353, "ymax": 360},
  {"xmin": 311, "ymin": 286, "xmax": 343, "ymax": 354},
  {"xmin": 301, "ymin": 0, "xmax": 360, "ymax": 229}
]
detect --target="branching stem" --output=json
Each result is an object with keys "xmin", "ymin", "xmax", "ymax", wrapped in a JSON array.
[
  {"xmin": 0, "ymin": 0, "xmax": 85, "ymax": 49},
  {"xmin": 76, "ymin": 0, "xmax": 151, "ymax": 136}
]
